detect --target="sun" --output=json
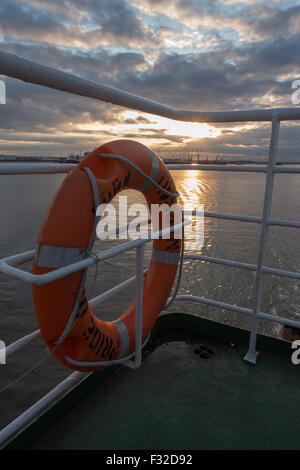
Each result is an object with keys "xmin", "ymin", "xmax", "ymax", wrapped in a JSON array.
[
  {"xmin": 121, "ymin": 111, "xmax": 221, "ymax": 141},
  {"xmin": 163, "ymin": 119, "xmax": 220, "ymax": 139},
  {"xmin": 77, "ymin": 110, "xmax": 221, "ymax": 146}
]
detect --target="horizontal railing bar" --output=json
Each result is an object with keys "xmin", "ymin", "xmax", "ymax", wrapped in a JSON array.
[
  {"xmin": 6, "ymin": 330, "xmax": 41, "ymax": 357},
  {"xmin": 273, "ymin": 167, "xmax": 300, "ymax": 174},
  {"xmin": 168, "ymin": 164, "xmax": 267, "ymax": 172},
  {"xmin": 89, "ymin": 271, "xmax": 146, "ymax": 308},
  {"xmin": 171, "ymin": 294, "xmax": 254, "ymax": 315},
  {"xmin": 0, "ymin": 371, "xmax": 89, "ymax": 446},
  {"xmin": 190, "ymin": 210, "xmax": 300, "ymax": 228},
  {"xmin": 1, "ymin": 51, "xmax": 300, "ymax": 123},
  {"xmin": 0, "ymin": 220, "xmax": 189, "ymax": 285},
  {"xmin": 0, "ymin": 161, "xmax": 298, "ymax": 174},
  {"xmin": 1, "ymin": 250, "xmax": 35, "ymax": 266},
  {"xmin": 1, "ymin": 163, "xmax": 300, "ymax": 177},
  {"xmin": 184, "ymin": 253, "xmax": 257, "ymax": 270},
  {"xmin": 0, "ymin": 220, "xmax": 149, "ymax": 269},
  {"xmin": 185, "ymin": 253, "xmax": 300, "ymax": 280},
  {"xmin": 172, "ymin": 295, "xmax": 300, "ymax": 329},
  {"xmin": 6, "ymin": 271, "xmax": 145, "ymax": 357},
  {"xmin": 262, "ymin": 266, "xmax": 300, "ymax": 280},
  {"xmin": 268, "ymin": 219, "xmax": 300, "ymax": 228},
  {"xmin": 204, "ymin": 211, "xmax": 261, "ymax": 223},
  {"xmin": 205, "ymin": 211, "xmax": 300, "ymax": 228},
  {"xmin": 276, "ymin": 161, "xmax": 300, "ymax": 165},
  {"xmin": 0, "ymin": 164, "xmax": 76, "ymax": 175},
  {"xmin": 169, "ymin": 164, "xmax": 300, "ymax": 173},
  {"xmin": 168, "ymin": 161, "xmax": 300, "ymax": 167}
]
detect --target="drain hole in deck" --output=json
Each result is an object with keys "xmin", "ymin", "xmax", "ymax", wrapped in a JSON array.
[{"xmin": 192, "ymin": 344, "xmax": 215, "ymax": 359}]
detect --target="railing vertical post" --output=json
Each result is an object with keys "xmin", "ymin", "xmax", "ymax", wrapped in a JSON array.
[
  {"xmin": 244, "ymin": 113, "xmax": 280, "ymax": 364},
  {"xmin": 125, "ymin": 244, "xmax": 145, "ymax": 369},
  {"xmin": 134, "ymin": 244, "xmax": 145, "ymax": 366}
]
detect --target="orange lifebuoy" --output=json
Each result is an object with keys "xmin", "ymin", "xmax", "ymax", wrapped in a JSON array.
[{"xmin": 32, "ymin": 140, "xmax": 181, "ymax": 371}]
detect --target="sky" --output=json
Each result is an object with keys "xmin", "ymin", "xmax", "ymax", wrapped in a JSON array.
[{"xmin": 0, "ymin": 0, "xmax": 300, "ymax": 160}]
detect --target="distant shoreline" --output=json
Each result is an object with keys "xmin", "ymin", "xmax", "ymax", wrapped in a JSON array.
[{"xmin": 0, "ymin": 156, "xmax": 298, "ymax": 165}]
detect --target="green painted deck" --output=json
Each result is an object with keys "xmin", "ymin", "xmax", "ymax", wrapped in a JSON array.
[{"xmin": 30, "ymin": 314, "xmax": 300, "ymax": 450}]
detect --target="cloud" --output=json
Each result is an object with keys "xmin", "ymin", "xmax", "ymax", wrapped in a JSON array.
[
  {"xmin": 0, "ymin": 0, "xmax": 156, "ymax": 48},
  {"xmin": 130, "ymin": 0, "xmax": 300, "ymax": 45},
  {"xmin": 0, "ymin": 0, "xmax": 299, "ymax": 159}
]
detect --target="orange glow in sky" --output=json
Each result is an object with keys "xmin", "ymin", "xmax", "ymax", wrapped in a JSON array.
[{"xmin": 77, "ymin": 110, "xmax": 221, "ymax": 146}]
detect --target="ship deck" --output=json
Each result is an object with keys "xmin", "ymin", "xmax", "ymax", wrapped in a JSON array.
[
  {"xmin": 4, "ymin": 313, "xmax": 300, "ymax": 450},
  {"xmin": 35, "ymin": 326, "xmax": 300, "ymax": 450}
]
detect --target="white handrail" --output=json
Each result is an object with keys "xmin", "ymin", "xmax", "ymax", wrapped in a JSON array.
[
  {"xmin": 171, "ymin": 295, "xmax": 300, "ymax": 330},
  {"xmin": 0, "ymin": 163, "xmax": 76, "ymax": 174},
  {"xmin": 0, "ymin": 220, "xmax": 189, "ymax": 285},
  {"xmin": 6, "ymin": 330, "xmax": 41, "ymax": 357},
  {"xmin": 6, "ymin": 270, "xmax": 148, "ymax": 357},
  {"xmin": 0, "ymin": 371, "xmax": 89, "ymax": 447},
  {"xmin": 1, "ymin": 162, "xmax": 300, "ymax": 177},
  {"xmin": 1, "ymin": 50, "xmax": 300, "ymax": 123}
]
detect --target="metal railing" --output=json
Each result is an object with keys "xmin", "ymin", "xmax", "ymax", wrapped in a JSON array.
[
  {"xmin": 0, "ymin": 220, "xmax": 190, "ymax": 445},
  {"xmin": 0, "ymin": 50, "xmax": 299, "ymax": 444}
]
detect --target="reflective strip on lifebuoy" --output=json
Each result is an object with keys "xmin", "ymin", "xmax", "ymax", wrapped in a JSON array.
[{"xmin": 32, "ymin": 139, "xmax": 181, "ymax": 371}]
